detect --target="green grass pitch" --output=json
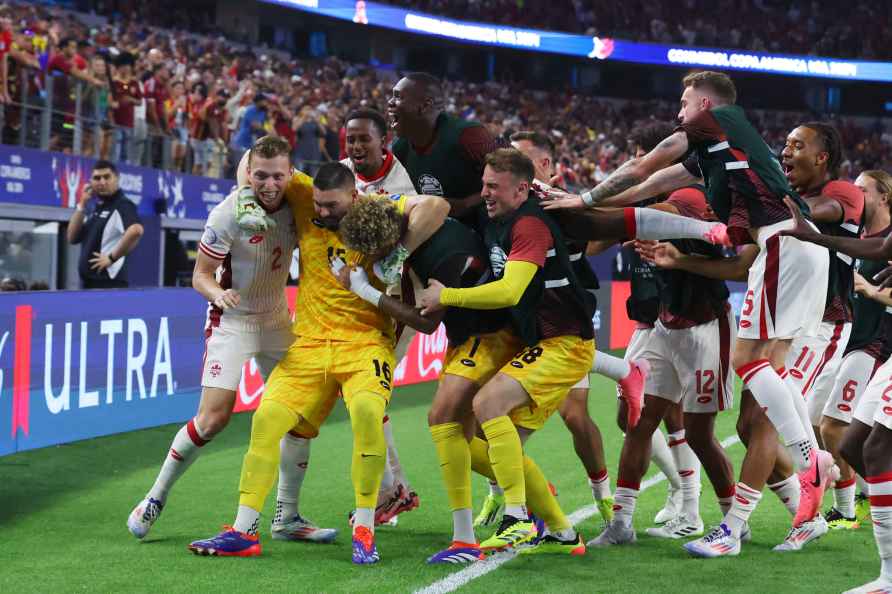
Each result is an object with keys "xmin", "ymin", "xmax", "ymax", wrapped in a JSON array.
[{"xmin": 2, "ymin": 372, "xmax": 880, "ymax": 593}]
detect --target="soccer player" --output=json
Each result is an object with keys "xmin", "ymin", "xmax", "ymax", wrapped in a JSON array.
[
  {"xmin": 188, "ymin": 162, "xmax": 449, "ymax": 563},
  {"xmin": 590, "ymin": 183, "xmax": 737, "ymax": 546},
  {"xmin": 419, "ymin": 148, "xmax": 595, "ymax": 553},
  {"xmin": 546, "ymin": 71, "xmax": 837, "ymax": 558},
  {"xmin": 341, "ymin": 107, "xmax": 419, "ymax": 526},
  {"xmin": 778, "ymin": 123, "xmax": 865, "ymax": 539},
  {"xmin": 126, "ymin": 136, "xmax": 335, "ymax": 544},
  {"xmin": 502, "ymin": 130, "xmax": 649, "ymax": 523},
  {"xmin": 338, "ymin": 195, "xmax": 580, "ymax": 561},
  {"xmin": 389, "ymin": 71, "xmax": 500, "ymax": 231}
]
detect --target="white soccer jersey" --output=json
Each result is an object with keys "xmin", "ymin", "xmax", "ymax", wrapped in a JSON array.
[
  {"xmin": 198, "ymin": 191, "xmax": 297, "ymax": 323},
  {"xmin": 341, "ymin": 151, "xmax": 416, "ymax": 195}
]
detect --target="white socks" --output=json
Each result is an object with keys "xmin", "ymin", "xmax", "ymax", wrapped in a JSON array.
[
  {"xmin": 628, "ymin": 207, "xmax": 719, "ymax": 241},
  {"xmin": 724, "ymin": 482, "xmax": 762, "ymax": 538},
  {"xmin": 274, "ymin": 433, "xmax": 311, "ymax": 524},
  {"xmin": 505, "ymin": 504, "xmax": 528, "ymax": 520},
  {"xmin": 668, "ymin": 430, "xmax": 701, "ymax": 519},
  {"xmin": 768, "ymin": 474, "xmax": 801, "ymax": 517},
  {"xmin": 148, "ymin": 418, "xmax": 209, "ymax": 503},
  {"xmin": 234, "ymin": 504, "xmax": 260, "ymax": 535},
  {"xmin": 781, "ymin": 369, "xmax": 819, "ymax": 448},
  {"xmin": 613, "ymin": 484, "xmax": 640, "ymax": 528},
  {"xmin": 737, "ymin": 362, "xmax": 812, "ymax": 471},
  {"xmin": 383, "ymin": 415, "xmax": 409, "ymax": 488},
  {"xmin": 589, "ymin": 469, "xmax": 612, "ymax": 502},
  {"xmin": 592, "ymin": 350, "xmax": 631, "ymax": 380},
  {"xmin": 453, "ymin": 508, "xmax": 476, "ymax": 543},
  {"xmin": 650, "ymin": 430, "xmax": 681, "ymax": 490},
  {"xmin": 354, "ymin": 507, "xmax": 375, "ymax": 532},
  {"xmin": 489, "ymin": 480, "xmax": 505, "ymax": 497},
  {"xmin": 868, "ymin": 475, "xmax": 892, "ymax": 580},
  {"xmin": 835, "ymin": 479, "xmax": 857, "ymax": 518}
]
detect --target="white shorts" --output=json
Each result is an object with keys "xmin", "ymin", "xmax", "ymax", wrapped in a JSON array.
[
  {"xmin": 823, "ymin": 349, "xmax": 884, "ymax": 423},
  {"xmin": 636, "ymin": 307, "xmax": 736, "ymax": 414},
  {"xmin": 783, "ymin": 321, "xmax": 852, "ymax": 424},
  {"xmin": 854, "ymin": 357, "xmax": 892, "ymax": 429},
  {"xmin": 737, "ymin": 220, "xmax": 829, "ymax": 341},
  {"xmin": 202, "ymin": 316, "xmax": 295, "ymax": 390}
]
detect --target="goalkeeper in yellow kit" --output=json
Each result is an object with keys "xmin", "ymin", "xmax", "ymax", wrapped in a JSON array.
[{"xmin": 189, "ymin": 161, "xmax": 448, "ymax": 563}]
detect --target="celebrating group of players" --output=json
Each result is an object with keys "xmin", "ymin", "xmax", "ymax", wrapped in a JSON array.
[{"xmin": 122, "ymin": 69, "xmax": 892, "ymax": 593}]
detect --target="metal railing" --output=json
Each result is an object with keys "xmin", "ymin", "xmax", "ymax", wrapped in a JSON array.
[{"xmin": 2, "ymin": 65, "xmax": 228, "ymax": 178}]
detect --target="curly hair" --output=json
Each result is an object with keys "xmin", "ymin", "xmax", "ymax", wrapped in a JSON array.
[{"xmin": 339, "ymin": 194, "xmax": 403, "ymax": 256}]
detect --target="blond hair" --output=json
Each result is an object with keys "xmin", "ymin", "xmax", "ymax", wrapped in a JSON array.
[
  {"xmin": 863, "ymin": 170, "xmax": 892, "ymax": 203},
  {"xmin": 339, "ymin": 194, "xmax": 403, "ymax": 255},
  {"xmin": 248, "ymin": 135, "xmax": 291, "ymax": 165}
]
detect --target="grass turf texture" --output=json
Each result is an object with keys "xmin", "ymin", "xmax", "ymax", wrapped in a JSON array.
[{"xmin": 2, "ymin": 372, "xmax": 879, "ymax": 593}]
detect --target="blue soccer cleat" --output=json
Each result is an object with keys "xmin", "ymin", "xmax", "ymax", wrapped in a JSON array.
[
  {"xmin": 427, "ymin": 541, "xmax": 485, "ymax": 564},
  {"xmin": 352, "ymin": 526, "xmax": 380, "ymax": 564},
  {"xmin": 188, "ymin": 526, "xmax": 261, "ymax": 557}
]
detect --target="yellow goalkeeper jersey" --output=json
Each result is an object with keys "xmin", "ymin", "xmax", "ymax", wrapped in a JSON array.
[{"xmin": 284, "ymin": 172, "xmax": 408, "ymax": 345}]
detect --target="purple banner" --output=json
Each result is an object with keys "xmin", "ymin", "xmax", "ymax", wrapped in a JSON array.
[{"xmin": 0, "ymin": 144, "xmax": 230, "ymax": 219}]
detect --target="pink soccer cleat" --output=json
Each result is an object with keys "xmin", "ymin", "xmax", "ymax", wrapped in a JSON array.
[
  {"xmin": 793, "ymin": 449, "xmax": 840, "ymax": 527},
  {"xmin": 619, "ymin": 359, "xmax": 649, "ymax": 429},
  {"xmin": 703, "ymin": 223, "xmax": 732, "ymax": 247}
]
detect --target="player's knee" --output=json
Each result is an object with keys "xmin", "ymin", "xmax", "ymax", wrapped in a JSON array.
[
  {"xmin": 863, "ymin": 429, "xmax": 892, "ymax": 468},
  {"xmin": 735, "ymin": 414, "xmax": 752, "ymax": 445},
  {"xmin": 196, "ymin": 408, "xmax": 232, "ymax": 437},
  {"xmin": 347, "ymin": 393, "xmax": 386, "ymax": 431},
  {"xmin": 472, "ymin": 391, "xmax": 507, "ymax": 423},
  {"xmin": 250, "ymin": 400, "xmax": 293, "ymax": 447},
  {"xmin": 839, "ymin": 431, "xmax": 862, "ymax": 469}
]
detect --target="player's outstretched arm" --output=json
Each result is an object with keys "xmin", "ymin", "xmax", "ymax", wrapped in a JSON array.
[
  {"xmin": 543, "ymin": 131, "xmax": 690, "ymax": 210},
  {"xmin": 854, "ymin": 271, "xmax": 892, "ymax": 307},
  {"xmin": 779, "ymin": 196, "xmax": 892, "ymax": 259},
  {"xmin": 419, "ymin": 260, "xmax": 537, "ymax": 315},
  {"xmin": 599, "ymin": 163, "xmax": 701, "ymax": 207},
  {"xmin": 332, "ymin": 260, "xmax": 442, "ymax": 333},
  {"xmin": 636, "ymin": 240, "xmax": 757, "ymax": 282}
]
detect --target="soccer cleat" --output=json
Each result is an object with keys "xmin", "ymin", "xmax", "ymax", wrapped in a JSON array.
[
  {"xmin": 824, "ymin": 507, "xmax": 860, "ymax": 530},
  {"xmin": 703, "ymin": 223, "xmax": 731, "ymax": 247},
  {"xmin": 479, "ymin": 515, "xmax": 537, "ymax": 551},
  {"xmin": 426, "ymin": 541, "xmax": 485, "ymax": 564},
  {"xmin": 843, "ymin": 577, "xmax": 892, "ymax": 594},
  {"xmin": 855, "ymin": 492, "xmax": 871, "ymax": 524},
  {"xmin": 645, "ymin": 514, "xmax": 704, "ymax": 539},
  {"xmin": 683, "ymin": 523, "xmax": 740, "ymax": 558},
  {"xmin": 352, "ymin": 526, "xmax": 380, "ymax": 564},
  {"xmin": 619, "ymin": 359, "xmax": 649, "ymax": 429},
  {"xmin": 587, "ymin": 521, "xmax": 636, "ymax": 547},
  {"xmin": 794, "ymin": 449, "xmax": 841, "ymax": 527},
  {"xmin": 271, "ymin": 514, "xmax": 338, "ymax": 543},
  {"xmin": 773, "ymin": 514, "xmax": 828, "ymax": 552},
  {"xmin": 520, "ymin": 532, "xmax": 585, "ymax": 556},
  {"xmin": 474, "ymin": 493, "xmax": 505, "ymax": 528},
  {"xmin": 596, "ymin": 497, "xmax": 615, "ymax": 524},
  {"xmin": 653, "ymin": 487, "xmax": 682, "ymax": 525},
  {"xmin": 740, "ymin": 522, "xmax": 752, "ymax": 543},
  {"xmin": 376, "ymin": 484, "xmax": 420, "ymax": 525},
  {"xmin": 188, "ymin": 526, "xmax": 261, "ymax": 557},
  {"xmin": 127, "ymin": 497, "xmax": 164, "ymax": 540}
]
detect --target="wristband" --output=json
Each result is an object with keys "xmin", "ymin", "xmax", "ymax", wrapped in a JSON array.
[
  {"xmin": 581, "ymin": 190, "xmax": 595, "ymax": 207},
  {"xmin": 354, "ymin": 282, "xmax": 383, "ymax": 307}
]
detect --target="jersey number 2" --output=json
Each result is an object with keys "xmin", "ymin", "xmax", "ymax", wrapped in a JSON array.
[{"xmin": 271, "ymin": 246, "xmax": 283, "ymax": 270}]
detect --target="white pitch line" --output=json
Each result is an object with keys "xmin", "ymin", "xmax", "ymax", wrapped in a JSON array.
[{"xmin": 415, "ymin": 435, "xmax": 742, "ymax": 594}]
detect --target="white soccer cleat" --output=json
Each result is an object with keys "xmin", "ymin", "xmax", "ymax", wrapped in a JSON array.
[
  {"xmin": 740, "ymin": 521, "xmax": 752, "ymax": 543},
  {"xmin": 653, "ymin": 486, "xmax": 682, "ymax": 524},
  {"xmin": 683, "ymin": 523, "xmax": 741, "ymax": 558},
  {"xmin": 271, "ymin": 513, "xmax": 338, "ymax": 543},
  {"xmin": 772, "ymin": 514, "xmax": 828, "ymax": 552},
  {"xmin": 843, "ymin": 577, "xmax": 892, "ymax": 594},
  {"xmin": 587, "ymin": 521, "xmax": 636, "ymax": 547},
  {"xmin": 127, "ymin": 497, "xmax": 163, "ymax": 540},
  {"xmin": 646, "ymin": 514, "xmax": 704, "ymax": 539}
]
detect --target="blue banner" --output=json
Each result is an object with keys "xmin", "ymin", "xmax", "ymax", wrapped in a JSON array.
[
  {"xmin": 263, "ymin": 0, "xmax": 892, "ymax": 83},
  {"xmin": 0, "ymin": 288, "xmax": 208, "ymax": 455},
  {"xmin": 0, "ymin": 144, "xmax": 231, "ymax": 219}
]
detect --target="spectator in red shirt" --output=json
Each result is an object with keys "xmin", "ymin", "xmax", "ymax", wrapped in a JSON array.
[
  {"xmin": 0, "ymin": 15, "xmax": 13, "ymax": 104},
  {"xmin": 110, "ymin": 52, "xmax": 142, "ymax": 163},
  {"xmin": 143, "ymin": 64, "xmax": 171, "ymax": 135}
]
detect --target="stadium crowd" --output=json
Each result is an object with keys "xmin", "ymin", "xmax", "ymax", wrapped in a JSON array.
[
  {"xmin": 0, "ymin": 1, "xmax": 888, "ymax": 187},
  {"xmin": 382, "ymin": 0, "xmax": 892, "ymax": 60}
]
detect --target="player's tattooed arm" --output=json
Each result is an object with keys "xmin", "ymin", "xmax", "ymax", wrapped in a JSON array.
[
  {"xmin": 600, "ymin": 163, "xmax": 701, "ymax": 207},
  {"xmin": 543, "ymin": 131, "xmax": 690, "ymax": 210},
  {"xmin": 781, "ymin": 196, "xmax": 892, "ymax": 259}
]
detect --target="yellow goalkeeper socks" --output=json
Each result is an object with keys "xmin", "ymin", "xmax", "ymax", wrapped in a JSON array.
[
  {"xmin": 481, "ymin": 416, "xmax": 526, "ymax": 517},
  {"xmin": 347, "ymin": 392, "xmax": 387, "ymax": 511},
  {"xmin": 430, "ymin": 422, "xmax": 473, "ymax": 510},
  {"xmin": 239, "ymin": 399, "xmax": 297, "ymax": 513}
]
